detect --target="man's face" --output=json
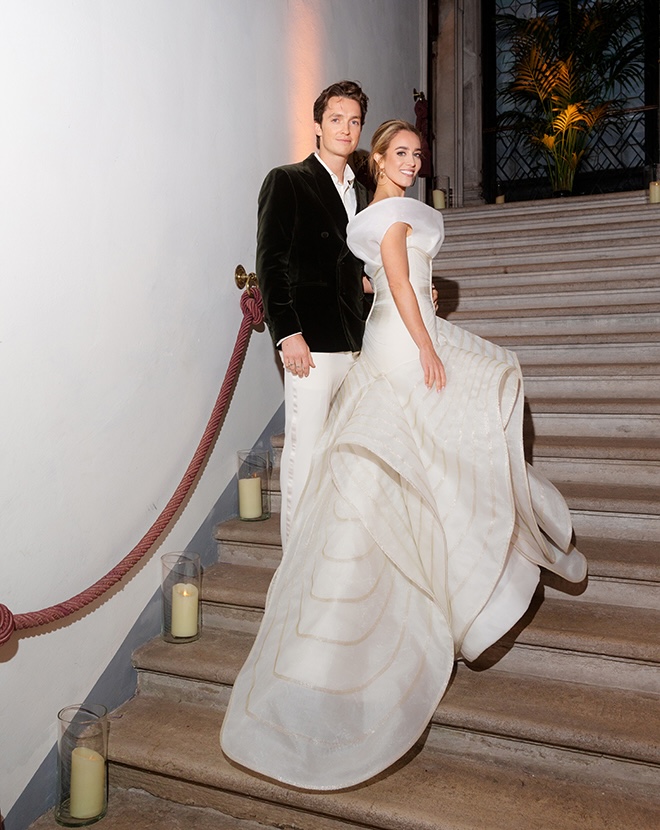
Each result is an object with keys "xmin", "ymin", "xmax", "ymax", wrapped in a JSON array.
[{"xmin": 314, "ymin": 96, "xmax": 362, "ymax": 162}]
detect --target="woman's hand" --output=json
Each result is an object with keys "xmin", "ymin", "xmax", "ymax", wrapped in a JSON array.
[{"xmin": 419, "ymin": 343, "xmax": 446, "ymax": 391}]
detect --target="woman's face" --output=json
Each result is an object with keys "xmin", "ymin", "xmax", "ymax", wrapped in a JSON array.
[{"xmin": 377, "ymin": 130, "xmax": 422, "ymax": 190}]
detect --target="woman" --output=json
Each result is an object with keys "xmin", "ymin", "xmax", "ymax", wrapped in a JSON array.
[{"xmin": 220, "ymin": 120, "xmax": 586, "ymax": 790}]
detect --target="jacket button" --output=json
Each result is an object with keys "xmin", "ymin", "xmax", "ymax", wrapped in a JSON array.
[{"xmin": 321, "ymin": 231, "xmax": 329, "ymax": 238}]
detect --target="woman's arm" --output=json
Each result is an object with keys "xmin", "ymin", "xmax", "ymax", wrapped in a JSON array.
[{"xmin": 380, "ymin": 222, "xmax": 446, "ymax": 391}]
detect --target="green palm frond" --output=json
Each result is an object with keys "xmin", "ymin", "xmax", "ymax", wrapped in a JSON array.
[{"xmin": 496, "ymin": 0, "xmax": 644, "ymax": 193}]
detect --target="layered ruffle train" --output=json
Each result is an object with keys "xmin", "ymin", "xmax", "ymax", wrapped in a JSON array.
[
  {"xmin": 220, "ymin": 315, "xmax": 586, "ymax": 790},
  {"xmin": 220, "ymin": 198, "xmax": 586, "ymax": 789}
]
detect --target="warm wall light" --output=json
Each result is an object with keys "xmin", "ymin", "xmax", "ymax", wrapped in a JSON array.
[{"xmin": 287, "ymin": 0, "xmax": 323, "ymax": 161}]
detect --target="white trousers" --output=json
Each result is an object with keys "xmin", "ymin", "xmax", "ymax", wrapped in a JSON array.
[{"xmin": 280, "ymin": 351, "xmax": 358, "ymax": 551}]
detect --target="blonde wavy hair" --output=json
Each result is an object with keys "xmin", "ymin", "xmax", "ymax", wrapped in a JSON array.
[{"xmin": 368, "ymin": 120, "xmax": 422, "ymax": 181}]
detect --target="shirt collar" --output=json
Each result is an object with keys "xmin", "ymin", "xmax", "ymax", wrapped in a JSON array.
[{"xmin": 314, "ymin": 152, "xmax": 355, "ymax": 188}]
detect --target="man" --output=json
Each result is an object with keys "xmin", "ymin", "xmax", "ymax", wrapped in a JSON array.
[{"xmin": 257, "ymin": 80, "xmax": 370, "ymax": 548}]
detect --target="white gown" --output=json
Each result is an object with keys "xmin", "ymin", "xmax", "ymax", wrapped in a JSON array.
[{"xmin": 220, "ymin": 197, "xmax": 587, "ymax": 790}]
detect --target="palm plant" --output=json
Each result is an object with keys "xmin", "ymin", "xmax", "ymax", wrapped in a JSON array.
[{"xmin": 498, "ymin": 0, "xmax": 645, "ymax": 194}]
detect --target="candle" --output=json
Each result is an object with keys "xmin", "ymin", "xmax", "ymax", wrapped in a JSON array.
[
  {"xmin": 238, "ymin": 475, "xmax": 262, "ymax": 519},
  {"xmin": 495, "ymin": 193, "xmax": 505, "ymax": 204},
  {"xmin": 171, "ymin": 582, "xmax": 199, "ymax": 637},
  {"xmin": 432, "ymin": 189, "xmax": 446, "ymax": 210},
  {"xmin": 69, "ymin": 746, "xmax": 105, "ymax": 819},
  {"xmin": 649, "ymin": 181, "xmax": 660, "ymax": 204}
]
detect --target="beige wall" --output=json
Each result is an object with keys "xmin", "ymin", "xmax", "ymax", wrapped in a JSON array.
[{"xmin": 0, "ymin": 0, "xmax": 425, "ymax": 820}]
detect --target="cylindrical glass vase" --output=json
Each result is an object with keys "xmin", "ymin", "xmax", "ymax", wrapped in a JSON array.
[
  {"xmin": 237, "ymin": 449, "xmax": 271, "ymax": 521},
  {"xmin": 55, "ymin": 704, "xmax": 108, "ymax": 827},
  {"xmin": 161, "ymin": 552, "xmax": 201, "ymax": 643}
]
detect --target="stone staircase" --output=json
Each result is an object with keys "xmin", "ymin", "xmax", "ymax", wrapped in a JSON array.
[{"xmin": 31, "ymin": 191, "xmax": 660, "ymax": 829}]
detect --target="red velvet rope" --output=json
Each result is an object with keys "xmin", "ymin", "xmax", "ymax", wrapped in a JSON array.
[{"xmin": 0, "ymin": 289, "xmax": 264, "ymax": 647}]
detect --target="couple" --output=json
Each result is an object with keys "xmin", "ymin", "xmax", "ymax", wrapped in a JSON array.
[{"xmin": 220, "ymin": 81, "xmax": 587, "ymax": 790}]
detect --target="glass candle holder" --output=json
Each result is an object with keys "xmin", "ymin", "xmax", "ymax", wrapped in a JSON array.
[
  {"xmin": 237, "ymin": 449, "xmax": 271, "ymax": 521},
  {"xmin": 160, "ymin": 552, "xmax": 201, "ymax": 643},
  {"xmin": 55, "ymin": 704, "xmax": 108, "ymax": 827}
]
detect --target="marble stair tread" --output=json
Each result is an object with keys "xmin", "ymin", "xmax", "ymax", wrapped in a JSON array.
[
  {"xmin": 28, "ymin": 787, "xmax": 273, "ymax": 830},
  {"xmin": 521, "ymin": 362, "xmax": 660, "ymax": 377},
  {"xmin": 142, "ymin": 572, "xmax": 660, "ymax": 670},
  {"xmin": 203, "ymin": 562, "xmax": 276, "ymax": 607},
  {"xmin": 131, "ymin": 627, "xmax": 660, "ymax": 765},
  {"xmin": 434, "ymin": 282, "xmax": 660, "ymax": 312},
  {"xmin": 133, "ymin": 625, "xmax": 251, "ymax": 686},
  {"xmin": 107, "ymin": 696, "xmax": 660, "ymax": 830},
  {"xmin": 213, "ymin": 514, "xmax": 281, "ymax": 547},
  {"xmin": 524, "ymin": 396, "xmax": 660, "ymax": 415},
  {"xmin": 441, "ymin": 191, "xmax": 650, "ymax": 221},
  {"xmin": 531, "ymin": 433, "xmax": 660, "ymax": 460},
  {"xmin": 576, "ymin": 537, "xmax": 660, "ymax": 581},
  {"xmin": 440, "ymin": 663, "xmax": 660, "ymax": 764},
  {"xmin": 435, "ymin": 273, "xmax": 660, "ymax": 300},
  {"xmin": 496, "ymin": 331, "xmax": 660, "ymax": 347},
  {"xmin": 441, "ymin": 238, "xmax": 660, "ymax": 262},
  {"xmin": 556, "ymin": 479, "xmax": 660, "ymax": 515},
  {"xmin": 510, "ymin": 596, "xmax": 660, "ymax": 663},
  {"xmin": 433, "ymin": 247, "xmax": 660, "ymax": 276},
  {"xmin": 448, "ymin": 302, "xmax": 660, "ymax": 320},
  {"xmin": 441, "ymin": 218, "xmax": 660, "ymax": 240}
]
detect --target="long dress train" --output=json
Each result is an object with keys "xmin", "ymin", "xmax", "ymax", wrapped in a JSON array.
[{"xmin": 220, "ymin": 197, "xmax": 587, "ymax": 790}]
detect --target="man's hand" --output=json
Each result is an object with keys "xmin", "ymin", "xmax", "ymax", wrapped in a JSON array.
[{"xmin": 281, "ymin": 334, "xmax": 316, "ymax": 378}]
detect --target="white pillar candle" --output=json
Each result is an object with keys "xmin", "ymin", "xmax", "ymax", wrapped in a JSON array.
[
  {"xmin": 495, "ymin": 193, "xmax": 505, "ymax": 204},
  {"xmin": 171, "ymin": 582, "xmax": 199, "ymax": 637},
  {"xmin": 69, "ymin": 746, "xmax": 105, "ymax": 819},
  {"xmin": 432, "ymin": 189, "xmax": 446, "ymax": 210},
  {"xmin": 238, "ymin": 475, "xmax": 262, "ymax": 519},
  {"xmin": 649, "ymin": 181, "xmax": 660, "ymax": 204}
]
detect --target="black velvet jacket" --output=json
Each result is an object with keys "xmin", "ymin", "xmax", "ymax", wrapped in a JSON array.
[{"xmin": 256, "ymin": 153, "xmax": 370, "ymax": 352}]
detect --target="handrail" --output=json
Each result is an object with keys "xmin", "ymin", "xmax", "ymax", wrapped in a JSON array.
[{"xmin": 0, "ymin": 284, "xmax": 264, "ymax": 647}]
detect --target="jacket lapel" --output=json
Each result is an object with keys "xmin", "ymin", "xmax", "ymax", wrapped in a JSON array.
[{"xmin": 301, "ymin": 154, "xmax": 351, "ymax": 237}]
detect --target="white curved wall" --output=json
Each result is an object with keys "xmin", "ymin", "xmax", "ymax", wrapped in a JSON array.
[{"xmin": 0, "ymin": 0, "xmax": 424, "ymax": 822}]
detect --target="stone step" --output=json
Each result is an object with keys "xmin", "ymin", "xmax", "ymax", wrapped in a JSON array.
[
  {"xmin": 444, "ymin": 219, "xmax": 660, "ymax": 251},
  {"xmin": 577, "ymin": 536, "xmax": 660, "ymax": 582},
  {"xmin": 497, "ymin": 331, "xmax": 660, "ymax": 347},
  {"xmin": 540, "ymin": 457, "xmax": 658, "ymax": 489},
  {"xmin": 529, "ymin": 411, "xmax": 660, "ymax": 440},
  {"xmin": 524, "ymin": 375, "xmax": 659, "ymax": 400},
  {"xmin": 531, "ymin": 432, "xmax": 660, "ymax": 459},
  {"xmin": 443, "ymin": 284, "xmax": 660, "ymax": 313},
  {"xmin": 130, "ymin": 625, "xmax": 660, "ymax": 772},
  {"xmin": 512, "ymin": 340, "xmax": 660, "ymax": 366},
  {"xmin": 531, "ymin": 434, "xmax": 660, "ymax": 488},
  {"xmin": 570, "ymin": 508, "xmax": 660, "ymax": 543},
  {"xmin": 28, "ymin": 787, "xmax": 273, "ymax": 830},
  {"xmin": 434, "ymin": 260, "xmax": 660, "ymax": 291},
  {"xmin": 434, "ymin": 244, "xmax": 660, "ymax": 276},
  {"xmin": 454, "ymin": 309, "xmax": 659, "ymax": 338},
  {"xmin": 441, "ymin": 190, "xmax": 651, "ymax": 225},
  {"xmin": 197, "ymin": 559, "xmax": 660, "ymax": 691},
  {"xmin": 559, "ymin": 480, "xmax": 660, "ymax": 517},
  {"xmin": 441, "ymin": 234, "xmax": 660, "ymax": 267},
  {"xmin": 433, "ymin": 260, "xmax": 660, "ymax": 290},
  {"xmin": 473, "ymin": 595, "xmax": 660, "ymax": 693},
  {"xmin": 526, "ymin": 395, "xmax": 660, "ymax": 416},
  {"xmin": 444, "ymin": 218, "xmax": 660, "ymax": 250},
  {"xmin": 106, "ymin": 696, "xmax": 660, "ymax": 830},
  {"xmin": 215, "ymin": 514, "xmax": 282, "ymax": 568}
]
